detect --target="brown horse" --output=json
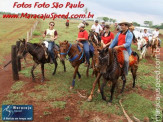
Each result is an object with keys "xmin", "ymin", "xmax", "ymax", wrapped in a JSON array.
[
  {"xmin": 150, "ymin": 38, "xmax": 159, "ymax": 57},
  {"xmin": 66, "ymin": 22, "xmax": 69, "ymax": 27},
  {"xmin": 87, "ymin": 48, "xmax": 139, "ymax": 102},
  {"xmin": 89, "ymin": 30, "xmax": 101, "ymax": 46},
  {"xmin": 17, "ymin": 39, "xmax": 66, "ymax": 82},
  {"xmin": 59, "ymin": 40, "xmax": 90, "ymax": 89}
]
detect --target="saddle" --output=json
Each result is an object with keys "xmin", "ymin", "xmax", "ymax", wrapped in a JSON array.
[{"xmin": 116, "ymin": 49, "xmax": 138, "ymax": 68}]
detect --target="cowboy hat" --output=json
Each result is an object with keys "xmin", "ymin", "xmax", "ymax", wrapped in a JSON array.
[
  {"xmin": 77, "ymin": 23, "xmax": 85, "ymax": 28},
  {"xmin": 118, "ymin": 20, "xmax": 131, "ymax": 26}
]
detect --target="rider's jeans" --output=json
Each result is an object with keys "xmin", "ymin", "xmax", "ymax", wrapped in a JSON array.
[
  {"xmin": 123, "ymin": 50, "xmax": 129, "ymax": 76},
  {"xmin": 48, "ymin": 41, "xmax": 55, "ymax": 61},
  {"xmin": 80, "ymin": 41, "xmax": 90, "ymax": 64}
]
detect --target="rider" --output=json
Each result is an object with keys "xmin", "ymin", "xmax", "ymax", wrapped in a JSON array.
[
  {"xmin": 101, "ymin": 25, "xmax": 114, "ymax": 48},
  {"xmin": 109, "ymin": 21, "xmax": 133, "ymax": 78},
  {"xmin": 152, "ymin": 27, "xmax": 161, "ymax": 47},
  {"xmin": 91, "ymin": 20, "xmax": 103, "ymax": 42},
  {"xmin": 43, "ymin": 21, "xmax": 58, "ymax": 63},
  {"xmin": 77, "ymin": 23, "xmax": 90, "ymax": 65},
  {"xmin": 142, "ymin": 29, "xmax": 149, "ymax": 46}
]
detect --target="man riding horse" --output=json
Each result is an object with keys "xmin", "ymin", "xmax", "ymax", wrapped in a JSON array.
[
  {"xmin": 109, "ymin": 20, "xmax": 133, "ymax": 80},
  {"xmin": 91, "ymin": 20, "xmax": 103, "ymax": 43},
  {"xmin": 77, "ymin": 23, "xmax": 90, "ymax": 66},
  {"xmin": 43, "ymin": 21, "xmax": 58, "ymax": 63}
]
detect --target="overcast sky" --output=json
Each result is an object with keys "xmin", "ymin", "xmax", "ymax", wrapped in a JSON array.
[{"xmin": 0, "ymin": 0, "xmax": 162, "ymax": 25}]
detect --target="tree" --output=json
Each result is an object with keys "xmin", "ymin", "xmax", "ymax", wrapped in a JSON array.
[
  {"xmin": 103, "ymin": 17, "xmax": 109, "ymax": 22},
  {"xmin": 144, "ymin": 21, "xmax": 149, "ymax": 27},
  {"xmin": 112, "ymin": 19, "xmax": 116, "ymax": 23},
  {"xmin": 132, "ymin": 22, "xmax": 140, "ymax": 26}
]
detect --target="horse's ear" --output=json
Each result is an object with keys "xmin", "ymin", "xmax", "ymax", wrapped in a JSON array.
[
  {"xmin": 66, "ymin": 40, "xmax": 68, "ymax": 44},
  {"xmin": 104, "ymin": 47, "xmax": 108, "ymax": 53}
]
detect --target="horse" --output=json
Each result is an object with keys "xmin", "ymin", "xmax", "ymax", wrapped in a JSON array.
[
  {"xmin": 17, "ymin": 39, "xmax": 66, "ymax": 82},
  {"xmin": 150, "ymin": 38, "xmax": 159, "ymax": 57},
  {"xmin": 137, "ymin": 37, "xmax": 147, "ymax": 59},
  {"xmin": 65, "ymin": 22, "xmax": 69, "ymax": 28},
  {"xmin": 88, "ymin": 30, "xmax": 101, "ymax": 46},
  {"xmin": 59, "ymin": 40, "xmax": 90, "ymax": 89},
  {"xmin": 87, "ymin": 48, "xmax": 139, "ymax": 103}
]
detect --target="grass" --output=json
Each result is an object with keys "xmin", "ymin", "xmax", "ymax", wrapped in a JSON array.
[
  {"xmin": 11, "ymin": 81, "xmax": 27, "ymax": 91},
  {"xmin": 33, "ymin": 31, "xmax": 41, "ymax": 36},
  {"xmin": 64, "ymin": 116, "xmax": 71, "ymax": 121},
  {"xmin": 122, "ymin": 93, "xmax": 160, "ymax": 121},
  {"xmin": 0, "ymin": 17, "xmax": 36, "ymax": 59},
  {"xmin": 50, "ymin": 101, "xmax": 66, "ymax": 109}
]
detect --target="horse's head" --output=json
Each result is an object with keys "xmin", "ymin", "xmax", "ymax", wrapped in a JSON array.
[
  {"xmin": 17, "ymin": 39, "xmax": 28, "ymax": 59},
  {"xmin": 137, "ymin": 38, "xmax": 146, "ymax": 51},
  {"xmin": 93, "ymin": 45, "xmax": 102, "ymax": 69},
  {"xmin": 89, "ymin": 30, "xmax": 98, "ymax": 45},
  {"xmin": 59, "ymin": 40, "xmax": 70, "ymax": 61},
  {"xmin": 98, "ymin": 47, "xmax": 110, "ymax": 74}
]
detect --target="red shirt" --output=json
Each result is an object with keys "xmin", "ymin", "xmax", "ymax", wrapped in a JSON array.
[
  {"xmin": 118, "ymin": 33, "xmax": 126, "ymax": 50},
  {"xmin": 78, "ymin": 30, "xmax": 88, "ymax": 41},
  {"xmin": 101, "ymin": 32, "xmax": 114, "ymax": 44},
  {"xmin": 66, "ymin": 20, "xmax": 69, "ymax": 22}
]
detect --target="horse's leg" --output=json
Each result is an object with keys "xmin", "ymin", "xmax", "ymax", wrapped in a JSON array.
[
  {"xmin": 77, "ymin": 71, "xmax": 81, "ymax": 80},
  {"xmin": 131, "ymin": 66, "xmax": 137, "ymax": 88},
  {"xmin": 70, "ymin": 65, "xmax": 79, "ymax": 89},
  {"xmin": 87, "ymin": 73, "xmax": 101, "ymax": 102},
  {"xmin": 61, "ymin": 60, "xmax": 66, "ymax": 72},
  {"xmin": 52, "ymin": 58, "xmax": 58, "ymax": 75},
  {"xmin": 41, "ymin": 63, "xmax": 45, "ymax": 82},
  {"xmin": 31, "ymin": 63, "xmax": 38, "ymax": 81},
  {"xmin": 120, "ymin": 75, "xmax": 126, "ymax": 93},
  {"xmin": 108, "ymin": 81, "xmax": 117, "ymax": 104},
  {"xmin": 86, "ymin": 63, "xmax": 89, "ymax": 77},
  {"xmin": 100, "ymin": 78, "xmax": 107, "ymax": 101}
]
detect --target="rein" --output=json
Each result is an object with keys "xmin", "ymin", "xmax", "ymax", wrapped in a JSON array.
[{"xmin": 60, "ymin": 43, "xmax": 84, "ymax": 62}]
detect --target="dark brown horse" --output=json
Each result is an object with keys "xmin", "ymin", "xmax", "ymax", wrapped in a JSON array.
[
  {"xmin": 17, "ymin": 39, "xmax": 66, "ymax": 82},
  {"xmin": 66, "ymin": 22, "xmax": 69, "ymax": 27},
  {"xmin": 59, "ymin": 40, "xmax": 89, "ymax": 89},
  {"xmin": 87, "ymin": 48, "xmax": 139, "ymax": 103}
]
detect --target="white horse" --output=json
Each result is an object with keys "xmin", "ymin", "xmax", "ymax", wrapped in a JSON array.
[{"xmin": 137, "ymin": 38, "xmax": 147, "ymax": 59}]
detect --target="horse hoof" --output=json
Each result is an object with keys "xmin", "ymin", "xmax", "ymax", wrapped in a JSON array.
[
  {"xmin": 32, "ymin": 78, "xmax": 35, "ymax": 82},
  {"xmin": 108, "ymin": 102, "xmax": 112, "ymax": 106},
  {"xmin": 70, "ymin": 86, "xmax": 74, "ymax": 90},
  {"xmin": 87, "ymin": 97, "xmax": 92, "ymax": 102},
  {"xmin": 97, "ymin": 89, "xmax": 100, "ymax": 93},
  {"xmin": 52, "ymin": 72, "xmax": 55, "ymax": 75}
]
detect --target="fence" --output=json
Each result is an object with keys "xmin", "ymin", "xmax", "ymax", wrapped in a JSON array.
[{"xmin": 11, "ymin": 21, "xmax": 39, "ymax": 81}]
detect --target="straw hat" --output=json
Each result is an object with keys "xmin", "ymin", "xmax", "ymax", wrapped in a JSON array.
[
  {"xmin": 77, "ymin": 23, "xmax": 85, "ymax": 28},
  {"xmin": 118, "ymin": 20, "xmax": 131, "ymax": 26}
]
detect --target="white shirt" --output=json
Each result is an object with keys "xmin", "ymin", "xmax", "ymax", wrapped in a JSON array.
[
  {"xmin": 142, "ymin": 32, "xmax": 149, "ymax": 38},
  {"xmin": 139, "ymin": 32, "xmax": 143, "ymax": 39},
  {"xmin": 91, "ymin": 24, "xmax": 103, "ymax": 34},
  {"xmin": 153, "ymin": 30, "xmax": 159, "ymax": 38}
]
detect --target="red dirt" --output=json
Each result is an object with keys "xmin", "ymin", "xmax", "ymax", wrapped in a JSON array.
[{"xmin": 0, "ymin": 55, "xmax": 13, "ymax": 104}]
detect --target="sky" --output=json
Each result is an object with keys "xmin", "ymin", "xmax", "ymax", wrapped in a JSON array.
[{"xmin": 0, "ymin": 0, "xmax": 162, "ymax": 25}]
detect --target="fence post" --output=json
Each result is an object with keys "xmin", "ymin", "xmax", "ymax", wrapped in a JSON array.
[
  {"xmin": 16, "ymin": 41, "xmax": 21, "ymax": 71},
  {"xmin": 11, "ymin": 45, "xmax": 19, "ymax": 81},
  {"xmin": 27, "ymin": 31, "xmax": 29, "ymax": 42}
]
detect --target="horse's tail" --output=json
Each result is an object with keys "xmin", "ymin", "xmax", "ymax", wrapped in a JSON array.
[{"xmin": 132, "ymin": 51, "xmax": 139, "ymax": 63}]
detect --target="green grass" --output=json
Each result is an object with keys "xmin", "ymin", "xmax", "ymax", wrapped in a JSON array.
[
  {"xmin": 33, "ymin": 31, "xmax": 41, "ymax": 36},
  {"xmin": 122, "ymin": 93, "xmax": 161, "ymax": 121},
  {"xmin": 11, "ymin": 81, "xmax": 27, "ymax": 91},
  {"xmin": 64, "ymin": 116, "xmax": 71, "ymax": 121},
  {"xmin": 50, "ymin": 101, "xmax": 66, "ymax": 109}
]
